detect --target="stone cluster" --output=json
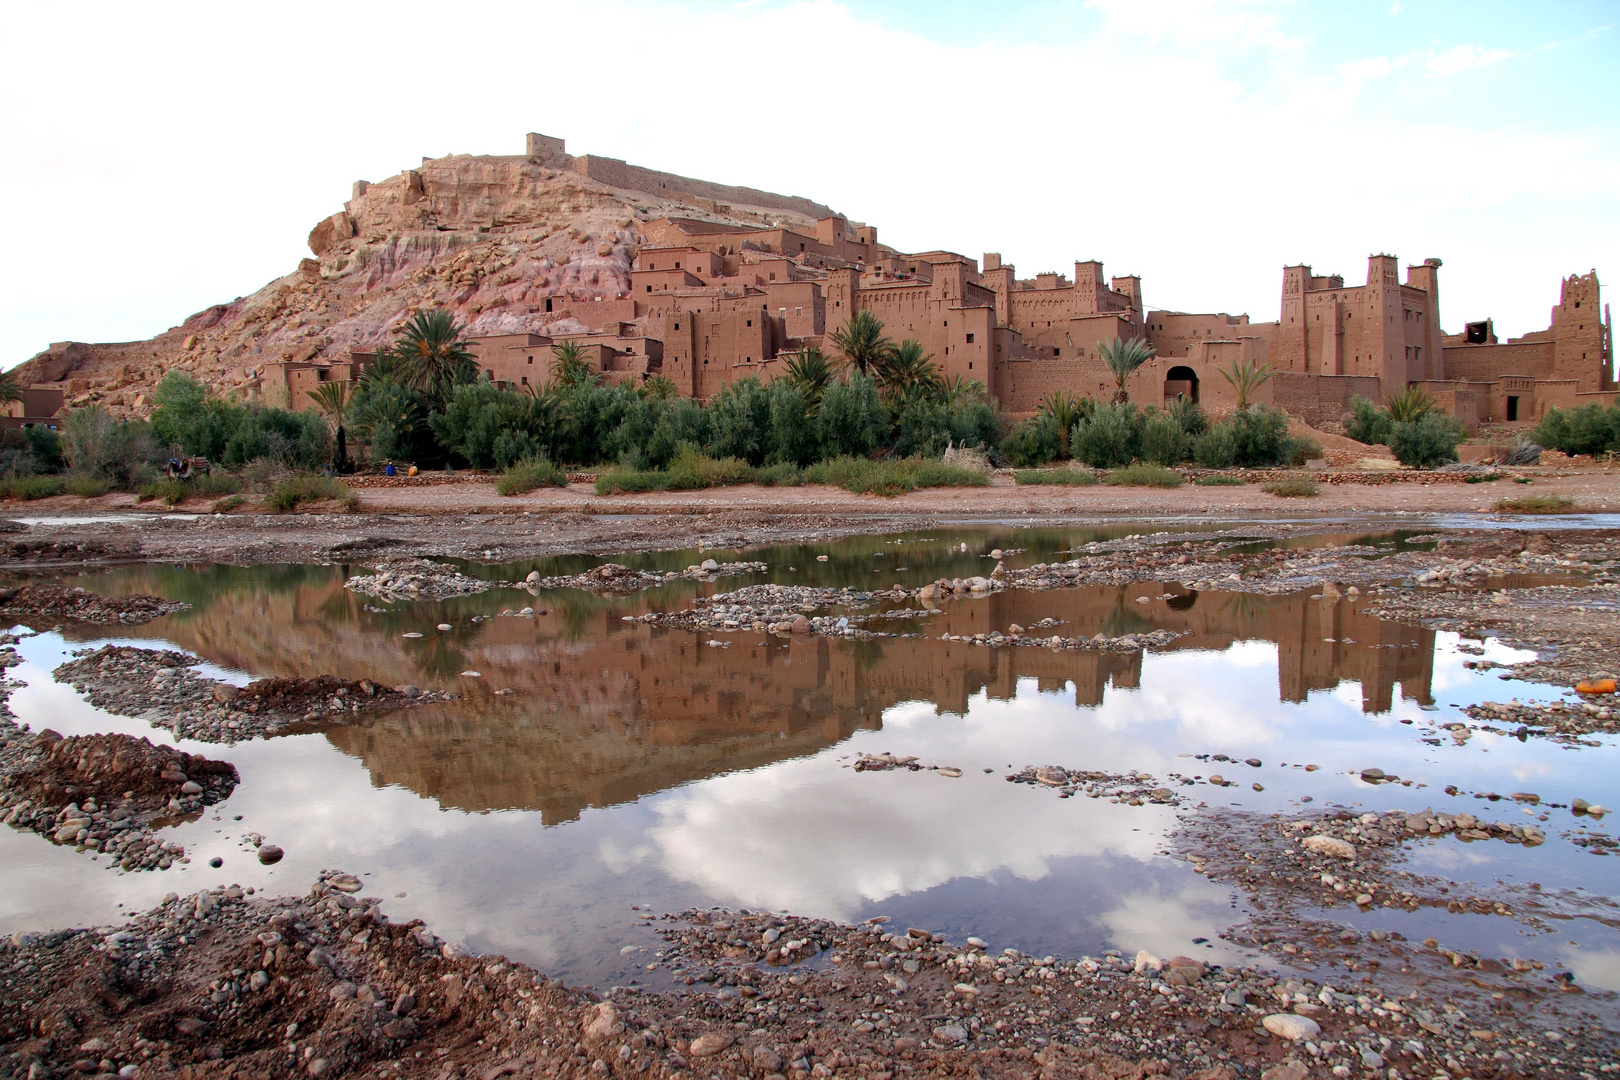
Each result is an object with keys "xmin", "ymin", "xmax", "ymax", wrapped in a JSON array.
[
  {"xmin": 0, "ymin": 584, "xmax": 187, "ymax": 625},
  {"xmin": 937, "ymin": 627, "xmax": 1183, "ymax": 652},
  {"xmin": 1466, "ymin": 695, "xmax": 1620, "ymax": 741},
  {"xmin": 527, "ymin": 559, "xmax": 766, "ymax": 595},
  {"xmin": 1005, "ymin": 765, "xmax": 1187, "ymax": 806},
  {"xmin": 633, "ymin": 583, "xmax": 916, "ymax": 638},
  {"xmin": 1180, "ymin": 808, "xmax": 1545, "ymax": 919},
  {"xmin": 344, "ymin": 559, "xmax": 507, "ymax": 601},
  {"xmin": 0, "ymin": 729, "xmax": 236, "ymax": 871},
  {"xmin": 54, "ymin": 645, "xmax": 448, "ymax": 743}
]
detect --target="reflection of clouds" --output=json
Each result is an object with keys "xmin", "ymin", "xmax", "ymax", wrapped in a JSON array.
[
  {"xmin": 649, "ymin": 744, "xmax": 1170, "ymax": 920},
  {"xmin": 1561, "ymin": 942, "xmax": 1620, "ymax": 993},
  {"xmin": 1096, "ymin": 882, "xmax": 1248, "ymax": 966},
  {"xmin": 7, "ymin": 618, "xmax": 1620, "ymax": 991},
  {"xmin": 598, "ymin": 837, "xmax": 656, "ymax": 875}
]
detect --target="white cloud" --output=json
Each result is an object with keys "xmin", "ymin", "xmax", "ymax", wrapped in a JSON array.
[{"xmin": 1424, "ymin": 44, "xmax": 1517, "ymax": 77}]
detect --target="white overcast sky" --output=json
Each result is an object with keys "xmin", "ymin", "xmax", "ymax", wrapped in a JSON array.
[{"xmin": 2, "ymin": 0, "xmax": 1616, "ymax": 370}]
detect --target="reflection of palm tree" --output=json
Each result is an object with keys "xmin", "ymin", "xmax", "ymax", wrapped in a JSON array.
[
  {"xmin": 315, "ymin": 586, "xmax": 361, "ymax": 627},
  {"xmin": 1219, "ymin": 592, "xmax": 1267, "ymax": 630},
  {"xmin": 848, "ymin": 637, "xmax": 886, "ymax": 671},
  {"xmin": 1100, "ymin": 592, "xmax": 1155, "ymax": 638}
]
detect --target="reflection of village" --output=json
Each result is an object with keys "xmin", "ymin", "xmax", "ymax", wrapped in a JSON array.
[{"xmin": 89, "ymin": 568, "xmax": 1433, "ymax": 823}]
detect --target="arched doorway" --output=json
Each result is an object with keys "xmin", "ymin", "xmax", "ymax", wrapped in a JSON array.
[{"xmin": 1163, "ymin": 365, "xmax": 1199, "ymax": 405}]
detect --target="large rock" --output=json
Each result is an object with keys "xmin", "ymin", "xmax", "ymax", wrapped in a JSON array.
[
  {"xmin": 1301, "ymin": 834, "xmax": 1357, "ymax": 860},
  {"xmin": 582, "ymin": 1002, "xmax": 622, "ymax": 1040},
  {"xmin": 1262, "ymin": 1014, "xmax": 1321, "ymax": 1041}
]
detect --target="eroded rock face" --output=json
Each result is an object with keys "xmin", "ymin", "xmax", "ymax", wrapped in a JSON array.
[{"xmin": 9, "ymin": 149, "xmax": 824, "ymax": 410}]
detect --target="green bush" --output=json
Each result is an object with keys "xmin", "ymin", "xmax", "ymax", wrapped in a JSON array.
[
  {"xmin": 1387, "ymin": 413, "xmax": 1464, "ymax": 468},
  {"xmin": 667, "ymin": 446, "xmax": 755, "ymax": 489},
  {"xmin": 212, "ymin": 495, "xmax": 245, "ymax": 513},
  {"xmin": 1195, "ymin": 474, "xmax": 1245, "ymax": 486},
  {"xmin": 495, "ymin": 456, "xmax": 567, "ymax": 496},
  {"xmin": 766, "ymin": 381, "xmax": 818, "ymax": 467},
  {"xmin": 1104, "ymin": 463, "xmax": 1183, "ymax": 487},
  {"xmin": 804, "ymin": 456, "xmax": 988, "ymax": 497},
  {"xmin": 1001, "ymin": 414, "xmax": 1062, "ymax": 468},
  {"xmin": 1139, "ymin": 412, "xmax": 1187, "ymax": 466},
  {"xmin": 60, "ymin": 406, "xmax": 161, "ymax": 486},
  {"xmin": 706, "ymin": 378, "xmax": 773, "ymax": 465},
  {"xmin": 1344, "ymin": 396, "xmax": 1391, "ymax": 446},
  {"xmin": 1072, "ymin": 403, "xmax": 1139, "ymax": 469},
  {"xmin": 1166, "ymin": 397, "xmax": 1209, "ymax": 438},
  {"xmin": 137, "ymin": 478, "xmax": 191, "ymax": 505},
  {"xmin": 755, "ymin": 462, "xmax": 806, "ymax": 487},
  {"xmin": 0, "ymin": 475, "xmax": 65, "ymax": 500},
  {"xmin": 265, "ymin": 476, "xmax": 356, "ymax": 513},
  {"xmin": 1014, "ymin": 468, "xmax": 1099, "ymax": 486},
  {"xmin": 594, "ymin": 470, "xmax": 671, "ymax": 495},
  {"xmin": 1533, "ymin": 403, "xmax": 1620, "ymax": 457},
  {"xmin": 1191, "ymin": 424, "xmax": 1238, "ymax": 468},
  {"xmin": 1497, "ymin": 494, "xmax": 1574, "ymax": 514},
  {"xmin": 64, "ymin": 474, "xmax": 111, "ymax": 498},
  {"xmin": 1262, "ymin": 478, "xmax": 1320, "ymax": 497},
  {"xmin": 1227, "ymin": 404, "xmax": 1297, "ymax": 467},
  {"xmin": 816, "ymin": 374, "xmax": 887, "ymax": 459}
]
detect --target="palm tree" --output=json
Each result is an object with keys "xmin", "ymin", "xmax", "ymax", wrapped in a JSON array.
[
  {"xmin": 1097, "ymin": 337, "xmax": 1156, "ymax": 404},
  {"xmin": 307, "ymin": 380, "xmax": 352, "ymax": 470},
  {"xmin": 1039, "ymin": 390, "xmax": 1092, "ymax": 459},
  {"xmin": 1384, "ymin": 384, "xmax": 1437, "ymax": 423},
  {"xmin": 940, "ymin": 375, "xmax": 988, "ymax": 409},
  {"xmin": 549, "ymin": 340, "xmax": 598, "ymax": 388},
  {"xmin": 783, "ymin": 347, "xmax": 833, "ymax": 409},
  {"xmin": 640, "ymin": 374, "xmax": 679, "ymax": 401},
  {"xmin": 389, "ymin": 310, "xmax": 477, "ymax": 403},
  {"xmin": 0, "ymin": 367, "xmax": 24, "ymax": 408},
  {"xmin": 828, "ymin": 311, "xmax": 894, "ymax": 377},
  {"xmin": 878, "ymin": 339, "xmax": 942, "ymax": 401},
  {"xmin": 1217, "ymin": 358, "xmax": 1276, "ymax": 411}
]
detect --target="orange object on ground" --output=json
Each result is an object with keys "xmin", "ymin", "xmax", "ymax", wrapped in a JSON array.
[{"xmin": 1576, "ymin": 678, "xmax": 1617, "ymax": 695}]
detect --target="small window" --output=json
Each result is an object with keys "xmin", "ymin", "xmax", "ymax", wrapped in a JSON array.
[
  {"xmin": 646, "ymin": 285, "xmax": 652, "ymax": 292},
  {"xmin": 966, "ymin": 333, "xmax": 974, "ymax": 344},
  {"xmin": 968, "ymin": 362, "xmax": 973, "ymax": 370},
  {"xmin": 675, "ymin": 261, "xmax": 682, "ymax": 269},
  {"xmin": 1053, "ymin": 348, "xmax": 1061, "ymax": 357},
  {"xmin": 521, "ymin": 376, "xmax": 528, "ymax": 385},
  {"xmin": 527, "ymin": 356, "xmax": 533, "ymax": 364},
  {"xmin": 769, "ymin": 272, "xmax": 776, "ymax": 280},
  {"xmin": 545, "ymin": 298, "xmax": 553, "ymax": 312},
  {"xmin": 746, "ymin": 319, "xmax": 752, "ymax": 327}
]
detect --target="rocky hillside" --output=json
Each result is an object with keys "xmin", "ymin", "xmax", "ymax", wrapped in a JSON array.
[{"xmin": 14, "ymin": 147, "xmax": 830, "ymax": 414}]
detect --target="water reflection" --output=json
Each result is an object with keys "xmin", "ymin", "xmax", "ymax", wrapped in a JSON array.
[
  {"xmin": 1, "ymin": 529, "xmax": 1614, "ymax": 992},
  {"xmin": 63, "ymin": 562, "xmax": 1441, "ymax": 819}
]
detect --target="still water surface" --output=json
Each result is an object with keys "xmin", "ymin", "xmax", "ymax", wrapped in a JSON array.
[{"xmin": 2, "ymin": 527, "xmax": 1617, "ymax": 994}]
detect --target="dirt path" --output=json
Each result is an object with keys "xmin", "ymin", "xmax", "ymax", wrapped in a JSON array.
[{"xmin": 5, "ymin": 464, "xmax": 1620, "ymax": 524}]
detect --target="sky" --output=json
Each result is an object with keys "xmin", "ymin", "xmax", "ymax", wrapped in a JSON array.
[{"xmin": 1, "ymin": 0, "xmax": 1616, "ymax": 369}]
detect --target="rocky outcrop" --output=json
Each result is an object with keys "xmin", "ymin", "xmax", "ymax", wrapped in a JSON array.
[{"xmin": 10, "ymin": 143, "xmax": 831, "ymax": 413}]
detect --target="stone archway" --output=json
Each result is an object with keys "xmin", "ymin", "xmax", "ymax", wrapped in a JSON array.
[{"xmin": 1164, "ymin": 365, "xmax": 1199, "ymax": 405}]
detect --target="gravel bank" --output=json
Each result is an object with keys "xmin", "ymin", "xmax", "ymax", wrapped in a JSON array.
[{"xmin": 53, "ymin": 645, "xmax": 453, "ymax": 743}]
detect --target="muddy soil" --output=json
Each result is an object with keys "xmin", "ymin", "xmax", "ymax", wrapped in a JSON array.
[
  {"xmin": 0, "ymin": 584, "xmax": 187, "ymax": 626},
  {"xmin": 3, "ymin": 876, "xmax": 1612, "ymax": 1080},
  {"xmin": 54, "ymin": 646, "xmax": 452, "ymax": 744}
]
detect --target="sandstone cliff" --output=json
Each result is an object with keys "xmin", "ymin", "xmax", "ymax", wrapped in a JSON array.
[{"xmin": 14, "ymin": 146, "xmax": 830, "ymax": 412}]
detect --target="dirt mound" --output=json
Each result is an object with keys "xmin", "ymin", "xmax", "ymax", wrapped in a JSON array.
[
  {"xmin": 0, "ymin": 730, "xmax": 236, "ymax": 871},
  {"xmin": 5, "ymin": 731, "xmax": 235, "ymax": 811},
  {"xmin": 54, "ymin": 645, "xmax": 451, "ymax": 743},
  {"xmin": 233, "ymin": 675, "xmax": 419, "ymax": 715},
  {"xmin": 0, "ymin": 583, "xmax": 186, "ymax": 624}
]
